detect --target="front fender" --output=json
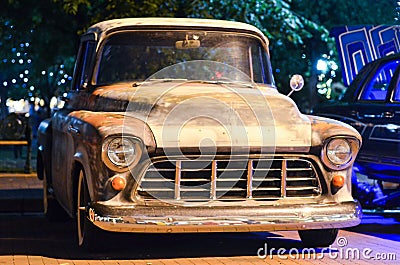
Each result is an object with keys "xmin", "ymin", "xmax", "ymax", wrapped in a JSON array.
[
  {"xmin": 65, "ymin": 110, "xmax": 156, "ymax": 204},
  {"xmin": 68, "ymin": 110, "xmax": 156, "ymax": 150},
  {"xmin": 308, "ymin": 115, "xmax": 362, "ymax": 147}
]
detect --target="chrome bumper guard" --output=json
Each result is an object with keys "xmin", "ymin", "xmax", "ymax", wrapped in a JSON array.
[{"xmin": 87, "ymin": 201, "xmax": 362, "ymax": 233}]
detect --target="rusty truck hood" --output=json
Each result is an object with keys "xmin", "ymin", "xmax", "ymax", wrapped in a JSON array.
[{"xmin": 88, "ymin": 81, "xmax": 311, "ymax": 151}]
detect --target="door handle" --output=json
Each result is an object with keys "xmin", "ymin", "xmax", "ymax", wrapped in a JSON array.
[
  {"xmin": 382, "ymin": 112, "xmax": 394, "ymax": 118},
  {"xmin": 350, "ymin": 110, "xmax": 358, "ymax": 117},
  {"xmin": 68, "ymin": 125, "xmax": 80, "ymax": 136}
]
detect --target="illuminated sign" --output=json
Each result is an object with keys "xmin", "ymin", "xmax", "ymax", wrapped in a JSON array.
[{"xmin": 330, "ymin": 25, "xmax": 400, "ymax": 86}]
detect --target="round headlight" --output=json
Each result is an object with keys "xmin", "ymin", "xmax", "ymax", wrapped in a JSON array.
[
  {"xmin": 326, "ymin": 138, "xmax": 352, "ymax": 165},
  {"xmin": 107, "ymin": 137, "xmax": 137, "ymax": 167}
]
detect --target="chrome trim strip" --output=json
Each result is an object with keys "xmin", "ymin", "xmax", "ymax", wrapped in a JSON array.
[
  {"xmin": 281, "ymin": 159, "xmax": 287, "ymax": 198},
  {"xmin": 174, "ymin": 160, "xmax": 181, "ymax": 200},
  {"xmin": 247, "ymin": 160, "xmax": 253, "ymax": 199},
  {"xmin": 210, "ymin": 160, "xmax": 217, "ymax": 200}
]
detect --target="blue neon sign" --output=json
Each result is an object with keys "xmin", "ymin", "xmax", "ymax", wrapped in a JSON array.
[{"xmin": 330, "ymin": 25, "xmax": 400, "ymax": 86}]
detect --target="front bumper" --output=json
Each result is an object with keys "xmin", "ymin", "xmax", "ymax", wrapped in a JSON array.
[{"xmin": 86, "ymin": 201, "xmax": 362, "ymax": 233}]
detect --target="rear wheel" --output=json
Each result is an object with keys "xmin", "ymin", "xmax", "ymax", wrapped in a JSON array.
[
  {"xmin": 77, "ymin": 169, "xmax": 99, "ymax": 250},
  {"xmin": 298, "ymin": 228, "xmax": 338, "ymax": 248}
]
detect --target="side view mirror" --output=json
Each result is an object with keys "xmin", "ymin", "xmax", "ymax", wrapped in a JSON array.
[
  {"xmin": 59, "ymin": 94, "xmax": 70, "ymax": 103},
  {"xmin": 287, "ymin": 74, "xmax": 304, "ymax": 97}
]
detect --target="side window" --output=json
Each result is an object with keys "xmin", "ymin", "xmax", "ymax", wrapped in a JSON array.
[
  {"xmin": 239, "ymin": 44, "xmax": 274, "ymax": 85},
  {"xmin": 360, "ymin": 60, "xmax": 399, "ymax": 101},
  {"xmin": 73, "ymin": 41, "xmax": 96, "ymax": 90},
  {"xmin": 251, "ymin": 46, "xmax": 272, "ymax": 84},
  {"xmin": 395, "ymin": 66, "xmax": 400, "ymax": 101}
]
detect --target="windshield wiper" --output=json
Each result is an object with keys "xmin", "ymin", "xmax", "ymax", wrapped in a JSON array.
[
  {"xmin": 199, "ymin": 80, "xmax": 254, "ymax": 88},
  {"xmin": 132, "ymin": 82, "xmax": 143, "ymax": 87},
  {"xmin": 136, "ymin": 78, "xmax": 254, "ymax": 88},
  {"xmin": 147, "ymin": 78, "xmax": 188, "ymax": 83}
]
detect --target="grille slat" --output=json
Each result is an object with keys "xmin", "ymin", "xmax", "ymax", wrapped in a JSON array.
[
  {"xmin": 286, "ymin": 186, "xmax": 318, "ymax": 191},
  {"xmin": 253, "ymin": 187, "xmax": 281, "ymax": 191},
  {"xmin": 286, "ymin": 177, "xmax": 316, "ymax": 181},
  {"xmin": 216, "ymin": 177, "xmax": 246, "ymax": 181},
  {"xmin": 138, "ymin": 157, "xmax": 321, "ymax": 202},
  {"xmin": 180, "ymin": 188, "xmax": 210, "ymax": 192},
  {"xmin": 287, "ymin": 167, "xmax": 312, "ymax": 171},
  {"xmin": 253, "ymin": 178, "xmax": 280, "ymax": 181},
  {"xmin": 216, "ymin": 188, "xmax": 246, "ymax": 191},
  {"xmin": 181, "ymin": 178, "xmax": 209, "ymax": 182},
  {"xmin": 142, "ymin": 188, "xmax": 173, "ymax": 192},
  {"xmin": 141, "ymin": 178, "xmax": 170, "ymax": 182}
]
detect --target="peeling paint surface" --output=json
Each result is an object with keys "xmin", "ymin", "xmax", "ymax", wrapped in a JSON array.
[{"xmin": 85, "ymin": 81, "xmax": 312, "ymax": 149}]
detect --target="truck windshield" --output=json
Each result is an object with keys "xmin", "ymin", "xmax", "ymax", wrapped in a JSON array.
[{"xmin": 94, "ymin": 30, "xmax": 274, "ymax": 85}]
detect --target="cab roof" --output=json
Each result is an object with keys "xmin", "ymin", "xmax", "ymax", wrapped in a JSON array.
[{"xmin": 86, "ymin": 17, "xmax": 269, "ymax": 45}]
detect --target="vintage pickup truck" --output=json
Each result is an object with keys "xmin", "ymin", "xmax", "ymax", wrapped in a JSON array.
[{"xmin": 37, "ymin": 18, "xmax": 362, "ymax": 249}]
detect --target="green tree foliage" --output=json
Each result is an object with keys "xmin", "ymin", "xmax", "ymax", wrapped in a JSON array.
[
  {"xmin": 0, "ymin": 0, "xmax": 79, "ymax": 117},
  {"xmin": 288, "ymin": 0, "xmax": 395, "ymax": 109},
  {"xmin": 0, "ymin": 0, "xmax": 396, "ymax": 118},
  {"xmin": 54, "ymin": 0, "xmax": 328, "ymax": 45},
  {"xmin": 52, "ymin": 0, "xmax": 330, "ymax": 108},
  {"xmin": 293, "ymin": 0, "xmax": 395, "ymax": 27}
]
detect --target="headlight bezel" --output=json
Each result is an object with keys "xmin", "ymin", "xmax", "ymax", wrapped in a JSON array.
[
  {"xmin": 321, "ymin": 136, "xmax": 360, "ymax": 170},
  {"xmin": 102, "ymin": 135, "xmax": 143, "ymax": 172}
]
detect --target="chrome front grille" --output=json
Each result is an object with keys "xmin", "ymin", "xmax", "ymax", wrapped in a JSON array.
[{"xmin": 138, "ymin": 157, "xmax": 321, "ymax": 202}]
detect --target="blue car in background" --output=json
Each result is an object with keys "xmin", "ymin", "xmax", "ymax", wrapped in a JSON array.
[{"xmin": 314, "ymin": 54, "xmax": 400, "ymax": 210}]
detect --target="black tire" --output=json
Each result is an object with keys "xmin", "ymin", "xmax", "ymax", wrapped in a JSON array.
[
  {"xmin": 43, "ymin": 170, "xmax": 68, "ymax": 221},
  {"xmin": 77, "ymin": 169, "xmax": 100, "ymax": 250},
  {"xmin": 298, "ymin": 228, "xmax": 338, "ymax": 248}
]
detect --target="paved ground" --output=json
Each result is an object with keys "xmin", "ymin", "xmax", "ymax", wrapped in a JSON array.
[
  {"xmin": 0, "ymin": 145, "xmax": 36, "ymax": 173},
  {"xmin": 0, "ymin": 173, "xmax": 399, "ymax": 264},
  {"xmin": 0, "ymin": 214, "xmax": 398, "ymax": 264},
  {"xmin": 0, "ymin": 173, "xmax": 42, "ymax": 213}
]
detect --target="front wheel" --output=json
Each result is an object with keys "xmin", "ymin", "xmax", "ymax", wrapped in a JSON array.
[
  {"xmin": 298, "ymin": 228, "xmax": 338, "ymax": 248},
  {"xmin": 77, "ymin": 169, "xmax": 99, "ymax": 250}
]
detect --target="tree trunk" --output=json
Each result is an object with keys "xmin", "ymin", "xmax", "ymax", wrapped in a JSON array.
[{"xmin": 0, "ymin": 87, "xmax": 8, "ymax": 120}]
